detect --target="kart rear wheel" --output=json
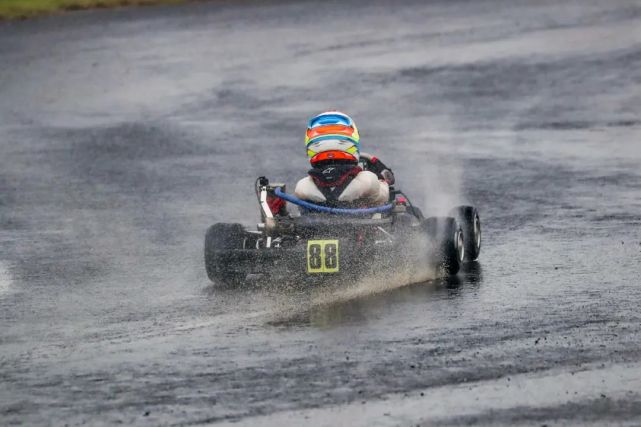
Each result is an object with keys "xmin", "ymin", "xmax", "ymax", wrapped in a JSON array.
[
  {"xmin": 448, "ymin": 206, "xmax": 481, "ymax": 261},
  {"xmin": 422, "ymin": 217, "xmax": 463, "ymax": 276},
  {"xmin": 204, "ymin": 223, "xmax": 248, "ymax": 286}
]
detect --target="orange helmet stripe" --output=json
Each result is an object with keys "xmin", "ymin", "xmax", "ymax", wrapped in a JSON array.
[
  {"xmin": 305, "ymin": 125, "xmax": 358, "ymax": 143},
  {"xmin": 306, "ymin": 124, "xmax": 356, "ymax": 141}
]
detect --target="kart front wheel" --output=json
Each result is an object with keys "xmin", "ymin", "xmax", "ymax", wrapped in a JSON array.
[{"xmin": 204, "ymin": 223, "xmax": 248, "ymax": 286}]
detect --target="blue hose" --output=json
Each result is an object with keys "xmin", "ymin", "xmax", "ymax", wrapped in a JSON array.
[{"xmin": 273, "ymin": 187, "xmax": 394, "ymax": 215}]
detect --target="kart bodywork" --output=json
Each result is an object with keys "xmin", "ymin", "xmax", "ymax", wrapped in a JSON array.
[{"xmin": 205, "ymin": 177, "xmax": 481, "ymax": 287}]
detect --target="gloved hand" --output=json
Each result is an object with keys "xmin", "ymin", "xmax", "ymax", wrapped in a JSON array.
[
  {"xmin": 381, "ymin": 169, "xmax": 395, "ymax": 185},
  {"xmin": 360, "ymin": 152, "xmax": 395, "ymax": 185}
]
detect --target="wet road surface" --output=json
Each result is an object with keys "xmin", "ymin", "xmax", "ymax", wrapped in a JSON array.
[{"xmin": 1, "ymin": 0, "xmax": 641, "ymax": 425}]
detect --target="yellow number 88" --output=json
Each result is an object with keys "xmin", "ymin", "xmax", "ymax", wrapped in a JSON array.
[{"xmin": 306, "ymin": 240, "xmax": 339, "ymax": 273}]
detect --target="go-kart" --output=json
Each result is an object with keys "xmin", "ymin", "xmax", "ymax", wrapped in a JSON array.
[{"xmin": 204, "ymin": 176, "xmax": 481, "ymax": 287}]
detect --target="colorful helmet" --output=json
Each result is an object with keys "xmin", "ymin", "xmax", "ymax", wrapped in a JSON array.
[{"xmin": 305, "ymin": 111, "xmax": 360, "ymax": 163}]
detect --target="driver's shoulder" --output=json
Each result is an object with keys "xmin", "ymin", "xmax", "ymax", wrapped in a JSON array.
[{"xmin": 354, "ymin": 169, "xmax": 379, "ymax": 184}]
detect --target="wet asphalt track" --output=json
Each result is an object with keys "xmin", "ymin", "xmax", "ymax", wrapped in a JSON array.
[{"xmin": 1, "ymin": 0, "xmax": 641, "ymax": 425}]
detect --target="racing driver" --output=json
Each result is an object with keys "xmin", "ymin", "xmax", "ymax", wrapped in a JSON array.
[{"xmin": 267, "ymin": 111, "xmax": 394, "ymax": 215}]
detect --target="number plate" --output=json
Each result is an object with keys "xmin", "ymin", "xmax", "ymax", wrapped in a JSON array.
[{"xmin": 306, "ymin": 240, "xmax": 339, "ymax": 274}]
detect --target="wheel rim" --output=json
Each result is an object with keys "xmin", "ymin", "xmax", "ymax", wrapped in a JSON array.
[
  {"xmin": 456, "ymin": 229, "xmax": 465, "ymax": 262},
  {"xmin": 474, "ymin": 214, "xmax": 481, "ymax": 251}
]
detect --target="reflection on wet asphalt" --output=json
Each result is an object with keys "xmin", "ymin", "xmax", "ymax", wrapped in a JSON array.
[{"xmin": 1, "ymin": 0, "xmax": 641, "ymax": 424}]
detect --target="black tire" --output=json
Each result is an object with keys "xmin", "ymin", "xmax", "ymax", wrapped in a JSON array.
[
  {"xmin": 448, "ymin": 206, "xmax": 481, "ymax": 261},
  {"xmin": 204, "ymin": 223, "xmax": 248, "ymax": 286},
  {"xmin": 422, "ymin": 217, "xmax": 464, "ymax": 276}
]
